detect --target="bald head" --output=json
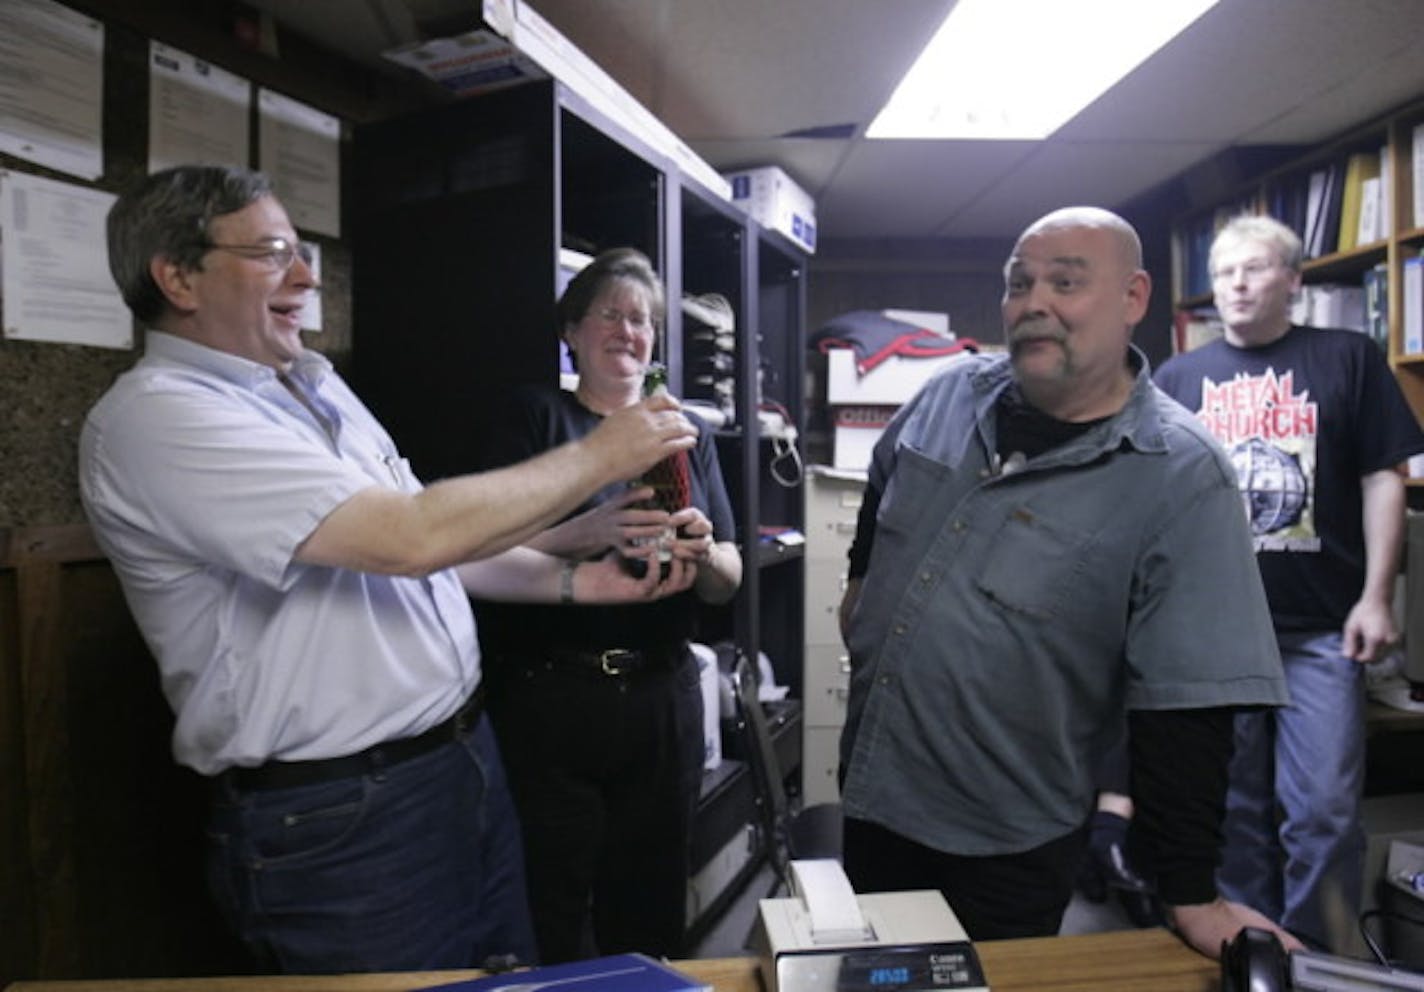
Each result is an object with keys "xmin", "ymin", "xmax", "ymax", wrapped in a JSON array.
[
  {"xmin": 1015, "ymin": 206, "xmax": 1143, "ymax": 274},
  {"xmin": 1000, "ymin": 205, "xmax": 1151, "ymax": 421}
]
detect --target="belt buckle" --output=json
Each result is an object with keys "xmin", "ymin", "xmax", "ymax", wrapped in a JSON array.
[{"xmin": 599, "ymin": 649, "xmax": 638, "ymax": 676}]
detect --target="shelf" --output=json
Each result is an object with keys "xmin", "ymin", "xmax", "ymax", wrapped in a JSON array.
[
  {"xmin": 1300, "ymin": 241, "xmax": 1387, "ymax": 282},
  {"xmin": 756, "ymin": 540, "xmax": 804, "ymax": 568},
  {"xmin": 1179, "ymin": 236, "xmax": 1388, "ymax": 306},
  {"xmin": 1168, "ymin": 97, "xmax": 1424, "ymax": 426}
]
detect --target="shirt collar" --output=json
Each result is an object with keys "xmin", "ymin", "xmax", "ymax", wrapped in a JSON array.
[
  {"xmin": 970, "ymin": 344, "xmax": 1167, "ymax": 456},
  {"xmin": 142, "ymin": 330, "xmax": 333, "ymax": 392}
]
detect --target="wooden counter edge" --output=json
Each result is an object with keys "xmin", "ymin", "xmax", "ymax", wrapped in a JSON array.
[{"xmin": 4, "ymin": 929, "xmax": 1217, "ymax": 992}]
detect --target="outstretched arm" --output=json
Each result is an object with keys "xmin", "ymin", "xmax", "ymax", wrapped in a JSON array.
[{"xmin": 296, "ymin": 395, "xmax": 696, "ymax": 576}]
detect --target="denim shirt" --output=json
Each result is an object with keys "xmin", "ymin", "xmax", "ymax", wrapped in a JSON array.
[{"xmin": 839, "ymin": 348, "xmax": 1286, "ymax": 856}]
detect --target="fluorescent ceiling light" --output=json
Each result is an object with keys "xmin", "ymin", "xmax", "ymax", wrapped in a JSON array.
[{"xmin": 867, "ymin": 0, "xmax": 1219, "ymax": 140}]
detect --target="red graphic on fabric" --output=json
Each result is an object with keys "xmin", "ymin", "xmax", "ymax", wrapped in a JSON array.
[
  {"xmin": 1198, "ymin": 369, "xmax": 1317, "ymax": 445},
  {"xmin": 641, "ymin": 363, "xmax": 693, "ymax": 513},
  {"xmin": 819, "ymin": 329, "xmax": 980, "ymax": 372}
]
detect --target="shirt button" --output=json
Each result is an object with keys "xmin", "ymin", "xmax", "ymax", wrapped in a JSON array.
[
  {"xmin": 893, "ymin": 623, "xmax": 907, "ymax": 636},
  {"xmin": 920, "ymin": 571, "xmax": 933, "ymax": 584},
  {"xmin": 952, "ymin": 520, "xmax": 966, "ymax": 533},
  {"xmin": 877, "ymin": 674, "xmax": 892, "ymax": 686}
]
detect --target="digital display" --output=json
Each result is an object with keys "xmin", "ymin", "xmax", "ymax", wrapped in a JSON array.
[
  {"xmin": 777, "ymin": 942, "xmax": 988, "ymax": 992},
  {"xmin": 868, "ymin": 965, "xmax": 911, "ymax": 985}
]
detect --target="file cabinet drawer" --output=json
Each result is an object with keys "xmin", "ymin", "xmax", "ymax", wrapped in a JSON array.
[
  {"xmin": 804, "ymin": 644, "xmax": 850, "ymax": 726},
  {"xmin": 804, "ymin": 562, "xmax": 850, "ymax": 646},
  {"xmin": 802, "ymin": 724, "xmax": 843, "ymax": 805}
]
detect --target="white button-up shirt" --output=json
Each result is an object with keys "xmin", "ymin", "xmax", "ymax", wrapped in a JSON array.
[{"xmin": 80, "ymin": 332, "xmax": 478, "ymax": 775}]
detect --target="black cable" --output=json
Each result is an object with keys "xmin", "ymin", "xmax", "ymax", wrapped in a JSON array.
[{"xmin": 1358, "ymin": 905, "xmax": 1424, "ymax": 969}]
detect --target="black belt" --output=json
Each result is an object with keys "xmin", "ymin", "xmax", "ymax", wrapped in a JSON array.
[
  {"xmin": 542, "ymin": 644, "xmax": 684, "ymax": 676},
  {"xmin": 221, "ymin": 686, "xmax": 485, "ymax": 792}
]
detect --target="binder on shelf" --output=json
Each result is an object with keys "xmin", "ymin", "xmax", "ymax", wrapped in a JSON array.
[
  {"xmin": 1304, "ymin": 167, "xmax": 1330, "ymax": 257},
  {"xmin": 1336, "ymin": 151, "xmax": 1381, "ymax": 253},
  {"xmin": 1413, "ymin": 122, "xmax": 1424, "ymax": 230},
  {"xmin": 1404, "ymin": 256, "xmax": 1424, "ymax": 355},
  {"xmin": 1311, "ymin": 161, "xmax": 1345, "ymax": 258},
  {"xmin": 1364, "ymin": 262, "xmax": 1390, "ymax": 353},
  {"xmin": 1357, "ymin": 176, "xmax": 1382, "ymax": 246},
  {"xmin": 1291, "ymin": 284, "xmax": 1366, "ymax": 333},
  {"xmin": 1377, "ymin": 143, "xmax": 1392, "ymax": 240},
  {"xmin": 1267, "ymin": 175, "xmax": 1310, "ymax": 243}
]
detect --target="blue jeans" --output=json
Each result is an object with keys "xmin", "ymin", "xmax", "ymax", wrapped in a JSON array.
[
  {"xmin": 1216, "ymin": 629, "xmax": 1366, "ymax": 951},
  {"xmin": 206, "ymin": 716, "xmax": 536, "ymax": 973}
]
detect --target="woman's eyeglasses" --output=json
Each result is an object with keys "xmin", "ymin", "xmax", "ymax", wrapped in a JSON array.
[{"xmin": 592, "ymin": 306, "xmax": 652, "ymax": 330}]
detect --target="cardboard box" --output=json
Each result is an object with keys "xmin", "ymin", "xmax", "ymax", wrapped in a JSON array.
[
  {"xmin": 826, "ymin": 347, "xmax": 971, "ymax": 406},
  {"xmin": 724, "ymin": 166, "xmax": 817, "ymax": 254},
  {"xmin": 832, "ymin": 405, "xmax": 897, "ymax": 471},
  {"xmin": 383, "ymin": 29, "xmax": 545, "ymax": 98}
]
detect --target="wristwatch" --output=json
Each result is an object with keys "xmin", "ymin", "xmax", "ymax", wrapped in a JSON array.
[{"xmin": 560, "ymin": 559, "xmax": 577, "ymax": 604}]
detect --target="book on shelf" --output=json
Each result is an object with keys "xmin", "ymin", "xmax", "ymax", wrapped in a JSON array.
[
  {"xmin": 1176, "ymin": 214, "xmax": 1216, "ymax": 299},
  {"xmin": 1309, "ymin": 161, "xmax": 1345, "ymax": 258},
  {"xmin": 1176, "ymin": 196, "xmax": 1259, "ymax": 299},
  {"xmin": 1356, "ymin": 176, "xmax": 1381, "ymax": 246},
  {"xmin": 1291, "ymin": 284, "xmax": 1366, "ymax": 334},
  {"xmin": 1406, "ymin": 256, "xmax": 1424, "ymax": 355},
  {"xmin": 1364, "ymin": 262, "xmax": 1390, "ymax": 353},
  {"xmin": 1304, "ymin": 167, "xmax": 1329, "ymax": 256},
  {"xmin": 1378, "ymin": 143, "xmax": 1392, "ymax": 240},
  {"xmin": 1267, "ymin": 175, "xmax": 1310, "ymax": 244},
  {"xmin": 1332, "ymin": 151, "xmax": 1378, "ymax": 251},
  {"xmin": 1173, "ymin": 308, "xmax": 1224, "ymax": 354},
  {"xmin": 412, "ymin": 954, "xmax": 712, "ymax": 992},
  {"xmin": 1414, "ymin": 122, "xmax": 1424, "ymax": 229},
  {"xmin": 1336, "ymin": 151, "xmax": 1381, "ymax": 252}
]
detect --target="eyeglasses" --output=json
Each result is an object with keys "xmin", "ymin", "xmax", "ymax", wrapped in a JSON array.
[
  {"xmin": 592, "ymin": 306, "xmax": 653, "ymax": 331},
  {"xmin": 205, "ymin": 237, "xmax": 314, "ymax": 272},
  {"xmin": 1211, "ymin": 260, "xmax": 1279, "ymax": 283}
]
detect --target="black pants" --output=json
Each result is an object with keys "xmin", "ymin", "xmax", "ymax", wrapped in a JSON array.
[
  {"xmin": 843, "ymin": 816, "xmax": 1088, "ymax": 940},
  {"xmin": 486, "ymin": 649, "xmax": 704, "ymax": 964}
]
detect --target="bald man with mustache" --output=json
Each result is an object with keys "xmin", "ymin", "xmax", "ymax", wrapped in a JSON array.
[{"xmin": 835, "ymin": 207, "xmax": 1297, "ymax": 960}]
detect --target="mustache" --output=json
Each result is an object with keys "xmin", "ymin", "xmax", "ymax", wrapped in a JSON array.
[{"xmin": 1008, "ymin": 319, "xmax": 1066, "ymax": 347}]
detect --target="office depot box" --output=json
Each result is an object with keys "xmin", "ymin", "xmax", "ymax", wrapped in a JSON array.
[
  {"xmin": 833, "ymin": 405, "xmax": 897, "ymax": 471},
  {"xmin": 724, "ymin": 166, "xmax": 817, "ymax": 254},
  {"xmin": 826, "ymin": 347, "xmax": 971, "ymax": 406}
]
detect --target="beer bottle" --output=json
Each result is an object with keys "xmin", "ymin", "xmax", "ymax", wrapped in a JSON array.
[{"xmin": 635, "ymin": 362, "xmax": 692, "ymax": 564}]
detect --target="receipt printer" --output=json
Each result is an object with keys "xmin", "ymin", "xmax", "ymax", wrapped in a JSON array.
[{"xmin": 753, "ymin": 859, "xmax": 988, "ymax": 992}]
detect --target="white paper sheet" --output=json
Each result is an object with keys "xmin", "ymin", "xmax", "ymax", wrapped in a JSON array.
[
  {"xmin": 298, "ymin": 241, "xmax": 322, "ymax": 332},
  {"xmin": 258, "ymin": 89, "xmax": 341, "ymax": 238},
  {"xmin": 0, "ymin": 0, "xmax": 104, "ymax": 180},
  {"xmin": 148, "ymin": 41, "xmax": 251, "ymax": 172},
  {"xmin": 1, "ymin": 170, "xmax": 131, "ymax": 350}
]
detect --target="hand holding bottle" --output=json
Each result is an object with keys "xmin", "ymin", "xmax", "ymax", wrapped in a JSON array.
[
  {"xmin": 664, "ymin": 507, "xmax": 714, "ymax": 563},
  {"xmin": 583, "ymin": 392, "xmax": 696, "ymax": 485},
  {"xmin": 570, "ymin": 547, "xmax": 697, "ymax": 602}
]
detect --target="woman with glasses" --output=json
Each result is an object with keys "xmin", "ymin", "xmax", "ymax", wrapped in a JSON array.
[{"xmin": 469, "ymin": 247, "xmax": 742, "ymax": 963}]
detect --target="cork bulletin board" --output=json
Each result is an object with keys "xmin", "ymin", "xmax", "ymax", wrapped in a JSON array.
[{"xmin": 0, "ymin": 1, "xmax": 423, "ymax": 530}]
